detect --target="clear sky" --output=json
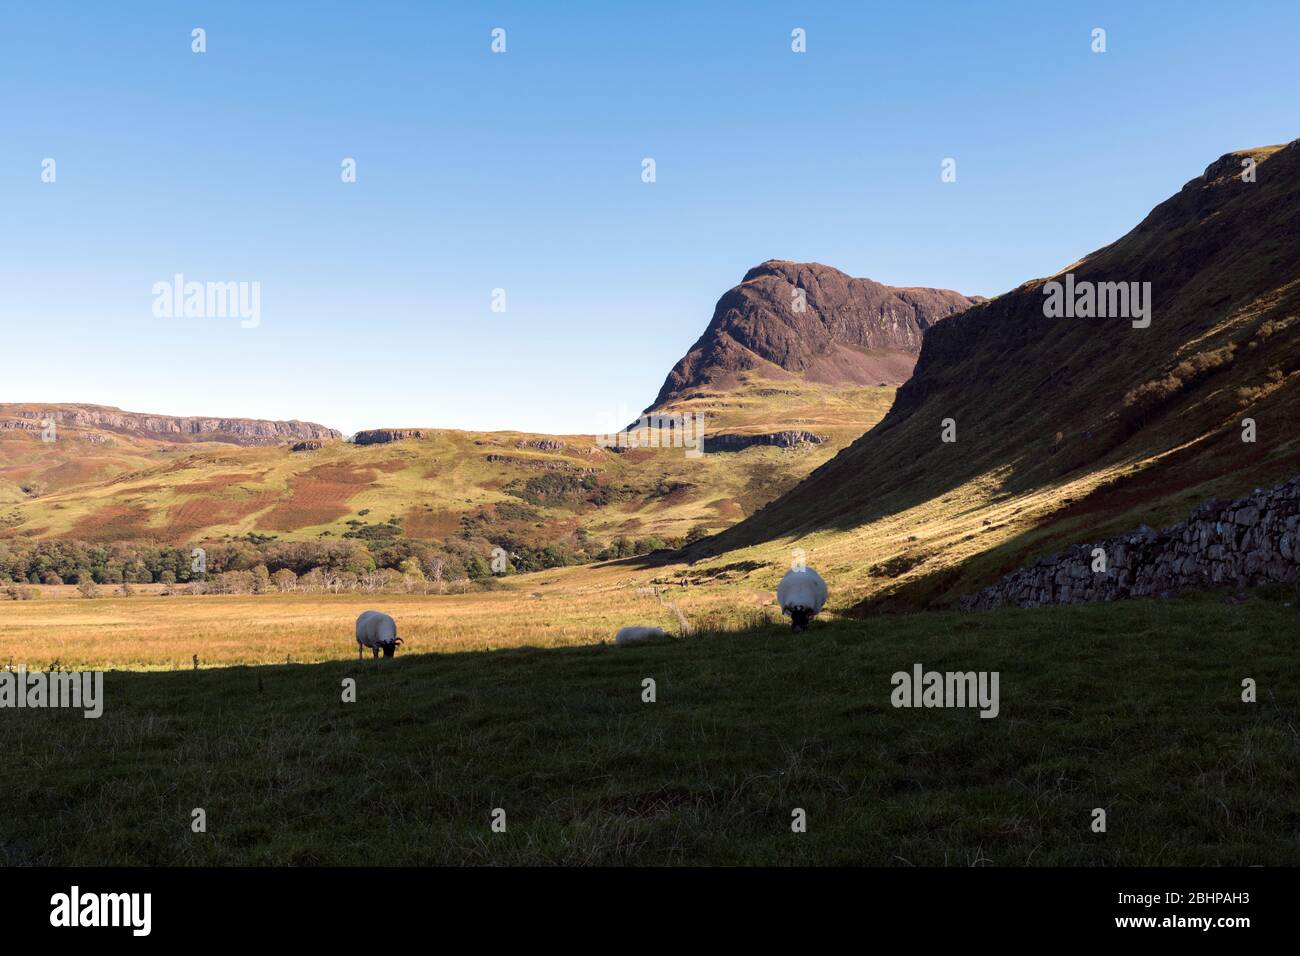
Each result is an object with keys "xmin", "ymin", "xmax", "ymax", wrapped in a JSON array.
[{"xmin": 2, "ymin": 1, "xmax": 1297, "ymax": 435}]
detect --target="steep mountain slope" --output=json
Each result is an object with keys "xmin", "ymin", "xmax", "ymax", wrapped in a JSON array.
[
  {"xmin": 650, "ymin": 260, "xmax": 978, "ymax": 410},
  {"xmin": 694, "ymin": 142, "xmax": 1300, "ymax": 609}
]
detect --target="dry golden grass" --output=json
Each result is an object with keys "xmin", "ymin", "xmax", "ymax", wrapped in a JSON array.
[
  {"xmin": 0, "ymin": 445, "xmax": 1240, "ymax": 673},
  {"xmin": 0, "ymin": 561, "xmax": 794, "ymax": 671}
]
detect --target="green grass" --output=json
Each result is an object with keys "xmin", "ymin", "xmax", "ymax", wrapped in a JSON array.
[{"xmin": 3, "ymin": 587, "xmax": 1297, "ymax": 865}]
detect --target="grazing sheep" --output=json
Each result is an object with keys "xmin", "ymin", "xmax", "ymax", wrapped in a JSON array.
[
  {"xmin": 614, "ymin": 625, "xmax": 668, "ymax": 645},
  {"xmin": 776, "ymin": 567, "xmax": 828, "ymax": 632},
  {"xmin": 355, "ymin": 610, "xmax": 404, "ymax": 659}
]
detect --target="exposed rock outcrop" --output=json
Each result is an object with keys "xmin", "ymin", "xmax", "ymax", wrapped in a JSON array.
[
  {"xmin": 352, "ymin": 429, "xmax": 425, "ymax": 445},
  {"xmin": 705, "ymin": 430, "xmax": 825, "ymax": 453},
  {"xmin": 650, "ymin": 260, "xmax": 979, "ymax": 408},
  {"xmin": 961, "ymin": 476, "xmax": 1300, "ymax": 610},
  {"xmin": 484, "ymin": 453, "xmax": 598, "ymax": 474},
  {"xmin": 0, "ymin": 404, "xmax": 340, "ymax": 446},
  {"xmin": 518, "ymin": 438, "xmax": 566, "ymax": 452}
]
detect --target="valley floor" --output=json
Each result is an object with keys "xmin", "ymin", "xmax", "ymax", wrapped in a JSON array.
[
  {"xmin": 0, "ymin": 563, "xmax": 777, "ymax": 670},
  {"xmin": 2, "ymin": 586, "xmax": 1295, "ymax": 865}
]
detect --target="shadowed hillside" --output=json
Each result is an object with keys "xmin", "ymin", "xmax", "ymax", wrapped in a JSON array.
[{"xmin": 695, "ymin": 142, "xmax": 1300, "ymax": 609}]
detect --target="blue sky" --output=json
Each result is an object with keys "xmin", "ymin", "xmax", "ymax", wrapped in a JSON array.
[{"xmin": 2, "ymin": 1, "xmax": 1297, "ymax": 435}]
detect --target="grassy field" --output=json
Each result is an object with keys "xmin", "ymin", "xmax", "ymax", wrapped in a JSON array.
[
  {"xmin": 0, "ymin": 566, "xmax": 783, "ymax": 670},
  {"xmin": 2, "ymin": 585, "xmax": 1296, "ymax": 865}
]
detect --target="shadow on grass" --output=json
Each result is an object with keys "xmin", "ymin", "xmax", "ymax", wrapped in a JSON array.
[{"xmin": 2, "ymin": 588, "xmax": 1298, "ymax": 866}]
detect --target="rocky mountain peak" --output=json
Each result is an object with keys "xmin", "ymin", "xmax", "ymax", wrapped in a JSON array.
[{"xmin": 648, "ymin": 261, "xmax": 980, "ymax": 410}]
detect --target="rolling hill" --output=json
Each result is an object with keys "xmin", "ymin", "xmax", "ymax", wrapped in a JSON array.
[
  {"xmin": 0, "ymin": 397, "xmax": 891, "ymax": 556},
  {"xmin": 0, "ymin": 404, "xmax": 340, "ymax": 501},
  {"xmin": 0, "ymin": 263, "xmax": 976, "ymax": 556}
]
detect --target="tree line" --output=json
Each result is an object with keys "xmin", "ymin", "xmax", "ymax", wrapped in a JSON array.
[{"xmin": 0, "ymin": 527, "xmax": 685, "ymax": 595}]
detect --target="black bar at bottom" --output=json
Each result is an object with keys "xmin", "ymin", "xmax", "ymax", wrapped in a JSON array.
[{"xmin": 6, "ymin": 866, "xmax": 1292, "ymax": 942}]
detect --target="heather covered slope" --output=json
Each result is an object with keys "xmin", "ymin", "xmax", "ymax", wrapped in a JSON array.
[
  {"xmin": 0, "ymin": 391, "xmax": 893, "ymax": 553},
  {"xmin": 696, "ymin": 143, "xmax": 1300, "ymax": 608}
]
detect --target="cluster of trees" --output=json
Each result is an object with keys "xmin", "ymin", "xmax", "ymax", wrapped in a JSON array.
[
  {"xmin": 0, "ymin": 526, "xmax": 685, "ymax": 597},
  {"xmin": 0, "ymin": 536, "xmax": 487, "ymax": 590},
  {"xmin": 0, "ymin": 540, "xmax": 196, "ymax": 586},
  {"xmin": 174, "ymin": 565, "xmax": 480, "ymax": 596},
  {"xmin": 591, "ymin": 535, "xmax": 676, "ymax": 562}
]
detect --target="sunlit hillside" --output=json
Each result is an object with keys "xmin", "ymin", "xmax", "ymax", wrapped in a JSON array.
[
  {"xmin": 684, "ymin": 143, "xmax": 1300, "ymax": 612},
  {"xmin": 0, "ymin": 380, "xmax": 895, "ymax": 554}
]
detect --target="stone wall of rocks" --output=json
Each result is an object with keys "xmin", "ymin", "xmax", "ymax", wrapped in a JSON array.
[{"xmin": 960, "ymin": 475, "xmax": 1300, "ymax": 610}]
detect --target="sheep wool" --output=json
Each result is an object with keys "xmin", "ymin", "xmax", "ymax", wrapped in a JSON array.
[
  {"xmin": 356, "ymin": 610, "xmax": 404, "ymax": 658},
  {"xmin": 614, "ymin": 626, "xmax": 668, "ymax": 645},
  {"xmin": 776, "ymin": 568, "xmax": 828, "ymax": 632}
]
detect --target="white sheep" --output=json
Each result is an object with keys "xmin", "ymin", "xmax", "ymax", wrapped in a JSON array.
[
  {"xmin": 614, "ymin": 625, "xmax": 668, "ymax": 645},
  {"xmin": 776, "ymin": 567, "xmax": 828, "ymax": 632},
  {"xmin": 355, "ymin": 610, "xmax": 404, "ymax": 659}
]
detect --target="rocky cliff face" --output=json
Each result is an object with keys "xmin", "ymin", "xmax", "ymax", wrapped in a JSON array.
[
  {"xmin": 649, "ymin": 261, "xmax": 979, "ymax": 409},
  {"xmin": 705, "ymin": 430, "xmax": 825, "ymax": 453},
  {"xmin": 352, "ymin": 429, "xmax": 426, "ymax": 445},
  {"xmin": 961, "ymin": 476, "xmax": 1300, "ymax": 610},
  {"xmin": 0, "ymin": 404, "xmax": 340, "ymax": 445}
]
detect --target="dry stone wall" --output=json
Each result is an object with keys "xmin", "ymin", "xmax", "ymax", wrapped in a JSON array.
[{"xmin": 961, "ymin": 476, "xmax": 1300, "ymax": 610}]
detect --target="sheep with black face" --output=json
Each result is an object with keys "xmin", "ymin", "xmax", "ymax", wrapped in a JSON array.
[{"xmin": 355, "ymin": 610, "xmax": 404, "ymax": 659}]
